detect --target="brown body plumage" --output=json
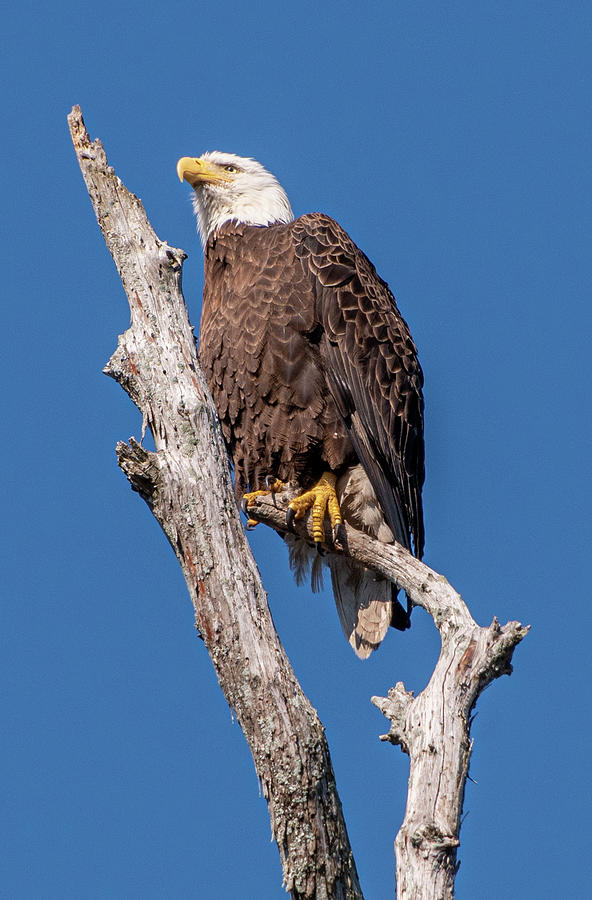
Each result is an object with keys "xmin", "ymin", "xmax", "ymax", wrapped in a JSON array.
[
  {"xmin": 178, "ymin": 152, "xmax": 424, "ymax": 657},
  {"xmin": 199, "ymin": 214, "xmax": 424, "ymax": 654}
]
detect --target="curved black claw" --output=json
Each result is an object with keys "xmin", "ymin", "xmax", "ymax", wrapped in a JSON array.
[
  {"xmin": 241, "ymin": 497, "xmax": 249, "ymax": 516},
  {"xmin": 332, "ymin": 522, "xmax": 346, "ymax": 547},
  {"xmin": 315, "ymin": 542, "xmax": 326, "ymax": 556},
  {"xmin": 265, "ymin": 475, "xmax": 276, "ymax": 490},
  {"xmin": 286, "ymin": 507, "xmax": 296, "ymax": 532}
]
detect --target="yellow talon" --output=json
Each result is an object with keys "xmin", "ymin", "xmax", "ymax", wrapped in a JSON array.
[
  {"xmin": 287, "ymin": 472, "xmax": 343, "ymax": 544},
  {"xmin": 241, "ymin": 478, "xmax": 285, "ymax": 528}
]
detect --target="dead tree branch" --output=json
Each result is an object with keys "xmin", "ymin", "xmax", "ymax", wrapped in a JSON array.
[
  {"xmin": 69, "ymin": 105, "xmax": 528, "ymax": 900},
  {"xmin": 248, "ymin": 493, "xmax": 528, "ymax": 899}
]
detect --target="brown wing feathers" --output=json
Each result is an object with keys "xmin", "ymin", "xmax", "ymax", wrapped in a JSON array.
[
  {"xmin": 293, "ymin": 213, "xmax": 425, "ymax": 558},
  {"xmin": 199, "ymin": 215, "xmax": 424, "ymax": 565}
]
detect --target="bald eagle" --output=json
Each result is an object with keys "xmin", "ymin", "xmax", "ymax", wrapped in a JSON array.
[{"xmin": 177, "ymin": 152, "xmax": 424, "ymax": 658}]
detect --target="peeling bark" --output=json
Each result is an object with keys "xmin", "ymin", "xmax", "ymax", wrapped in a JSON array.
[{"xmin": 68, "ymin": 105, "xmax": 528, "ymax": 900}]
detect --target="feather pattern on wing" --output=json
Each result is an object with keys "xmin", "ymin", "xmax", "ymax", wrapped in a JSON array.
[
  {"xmin": 198, "ymin": 213, "xmax": 424, "ymax": 657},
  {"xmin": 293, "ymin": 213, "xmax": 425, "ymax": 558}
]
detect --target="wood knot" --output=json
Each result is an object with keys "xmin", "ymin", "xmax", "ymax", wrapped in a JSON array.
[{"xmin": 116, "ymin": 438, "xmax": 160, "ymax": 504}]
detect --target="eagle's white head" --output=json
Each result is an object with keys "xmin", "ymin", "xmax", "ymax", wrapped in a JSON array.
[{"xmin": 176, "ymin": 151, "xmax": 294, "ymax": 246}]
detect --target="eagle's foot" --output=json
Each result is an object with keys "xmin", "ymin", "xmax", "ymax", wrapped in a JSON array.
[
  {"xmin": 286, "ymin": 472, "xmax": 343, "ymax": 544},
  {"xmin": 241, "ymin": 478, "xmax": 285, "ymax": 529}
]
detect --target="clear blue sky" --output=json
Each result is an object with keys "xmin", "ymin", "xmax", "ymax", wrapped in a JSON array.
[{"xmin": 2, "ymin": 2, "xmax": 591, "ymax": 897}]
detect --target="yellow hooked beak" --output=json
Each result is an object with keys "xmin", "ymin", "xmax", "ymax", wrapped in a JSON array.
[{"xmin": 176, "ymin": 156, "xmax": 233, "ymax": 187}]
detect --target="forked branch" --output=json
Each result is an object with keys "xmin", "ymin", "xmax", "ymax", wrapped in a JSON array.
[
  {"xmin": 246, "ymin": 493, "xmax": 528, "ymax": 898},
  {"xmin": 68, "ymin": 105, "xmax": 528, "ymax": 900}
]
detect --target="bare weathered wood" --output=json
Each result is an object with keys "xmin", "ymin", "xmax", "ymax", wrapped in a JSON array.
[
  {"xmin": 68, "ymin": 105, "xmax": 362, "ymax": 900},
  {"xmin": 69, "ymin": 104, "xmax": 528, "ymax": 900},
  {"xmin": 247, "ymin": 493, "xmax": 528, "ymax": 899}
]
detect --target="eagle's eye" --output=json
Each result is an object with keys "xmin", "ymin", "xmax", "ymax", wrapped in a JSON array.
[{"xmin": 224, "ymin": 165, "xmax": 238, "ymax": 173}]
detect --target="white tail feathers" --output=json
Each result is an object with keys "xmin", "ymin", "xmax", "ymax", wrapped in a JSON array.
[
  {"xmin": 329, "ymin": 556, "xmax": 392, "ymax": 658},
  {"xmin": 286, "ymin": 465, "xmax": 395, "ymax": 658}
]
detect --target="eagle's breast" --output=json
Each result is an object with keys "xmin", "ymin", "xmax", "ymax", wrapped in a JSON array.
[{"xmin": 199, "ymin": 221, "xmax": 353, "ymax": 496}]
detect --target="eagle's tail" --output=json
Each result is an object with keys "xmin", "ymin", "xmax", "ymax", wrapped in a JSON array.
[
  {"xmin": 286, "ymin": 535, "xmax": 393, "ymax": 658},
  {"xmin": 330, "ymin": 465, "xmax": 408, "ymax": 658},
  {"xmin": 328, "ymin": 556, "xmax": 392, "ymax": 658},
  {"xmin": 286, "ymin": 464, "xmax": 408, "ymax": 658}
]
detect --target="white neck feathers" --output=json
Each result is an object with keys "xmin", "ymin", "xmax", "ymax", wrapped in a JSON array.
[{"xmin": 190, "ymin": 152, "xmax": 294, "ymax": 246}]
